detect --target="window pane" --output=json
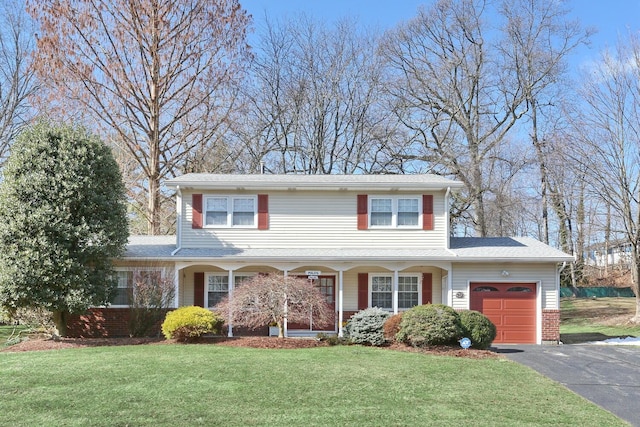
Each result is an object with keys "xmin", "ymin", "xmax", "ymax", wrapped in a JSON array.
[
  {"xmin": 208, "ymin": 275, "xmax": 229, "ymax": 307},
  {"xmin": 234, "ymin": 275, "xmax": 252, "ymax": 286},
  {"xmin": 372, "ymin": 293, "xmax": 392, "ymax": 310},
  {"xmin": 398, "ymin": 198, "xmax": 418, "ymax": 212},
  {"xmin": 371, "ymin": 276, "xmax": 392, "ymax": 310},
  {"xmin": 397, "ymin": 211, "xmax": 419, "ymax": 226},
  {"xmin": 398, "ymin": 199, "xmax": 419, "ymax": 226},
  {"xmin": 206, "ymin": 212, "xmax": 227, "ymax": 225},
  {"xmin": 371, "ymin": 198, "xmax": 393, "ymax": 226},
  {"xmin": 232, "ymin": 198, "xmax": 255, "ymax": 226},
  {"xmin": 207, "ymin": 198, "xmax": 227, "ymax": 211},
  {"xmin": 205, "ymin": 197, "xmax": 228, "ymax": 226},
  {"xmin": 398, "ymin": 293, "xmax": 418, "ymax": 309}
]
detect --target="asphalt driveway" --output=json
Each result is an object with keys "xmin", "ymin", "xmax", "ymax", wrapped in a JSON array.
[{"xmin": 495, "ymin": 344, "xmax": 640, "ymax": 426}]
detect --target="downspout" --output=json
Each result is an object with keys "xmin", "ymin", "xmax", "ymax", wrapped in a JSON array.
[
  {"xmin": 445, "ymin": 186, "xmax": 451, "ymax": 250},
  {"xmin": 445, "ymin": 187, "xmax": 454, "ymax": 307},
  {"xmin": 171, "ymin": 185, "xmax": 182, "ymax": 256}
]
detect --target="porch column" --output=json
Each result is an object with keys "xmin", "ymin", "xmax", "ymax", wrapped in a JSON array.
[
  {"xmin": 393, "ymin": 270, "xmax": 399, "ymax": 314},
  {"xmin": 338, "ymin": 270, "xmax": 344, "ymax": 337},
  {"xmin": 227, "ymin": 269, "xmax": 234, "ymax": 337},
  {"xmin": 173, "ymin": 268, "xmax": 180, "ymax": 308},
  {"xmin": 283, "ymin": 270, "xmax": 288, "ymax": 338}
]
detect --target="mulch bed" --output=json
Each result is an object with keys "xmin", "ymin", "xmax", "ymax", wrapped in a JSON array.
[{"xmin": 1, "ymin": 335, "xmax": 501, "ymax": 359}]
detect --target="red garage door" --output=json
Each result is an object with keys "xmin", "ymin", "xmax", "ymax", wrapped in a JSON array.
[{"xmin": 470, "ymin": 283, "xmax": 537, "ymax": 344}]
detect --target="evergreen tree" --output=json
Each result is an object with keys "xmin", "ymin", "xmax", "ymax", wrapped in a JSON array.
[{"xmin": 0, "ymin": 121, "xmax": 129, "ymax": 336}]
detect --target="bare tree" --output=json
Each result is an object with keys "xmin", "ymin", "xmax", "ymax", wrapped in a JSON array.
[
  {"xmin": 499, "ymin": 0, "xmax": 591, "ymax": 244},
  {"xmin": 239, "ymin": 15, "xmax": 401, "ymax": 174},
  {"xmin": 571, "ymin": 35, "xmax": 640, "ymax": 320},
  {"xmin": 0, "ymin": 0, "xmax": 38, "ymax": 166},
  {"xmin": 382, "ymin": 0, "xmax": 530, "ymax": 237},
  {"xmin": 214, "ymin": 273, "xmax": 333, "ymax": 338},
  {"xmin": 28, "ymin": 0, "xmax": 251, "ymax": 234}
]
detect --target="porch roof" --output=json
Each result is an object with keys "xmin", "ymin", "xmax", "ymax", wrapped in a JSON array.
[{"xmin": 123, "ymin": 235, "xmax": 573, "ymax": 263}]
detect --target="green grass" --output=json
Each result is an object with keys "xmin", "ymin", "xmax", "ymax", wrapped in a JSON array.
[
  {"xmin": 560, "ymin": 298, "xmax": 640, "ymax": 343},
  {"xmin": 0, "ymin": 344, "xmax": 627, "ymax": 426}
]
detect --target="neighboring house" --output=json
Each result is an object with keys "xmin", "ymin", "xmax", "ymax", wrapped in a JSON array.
[
  {"xmin": 585, "ymin": 240, "xmax": 632, "ymax": 269},
  {"xmin": 68, "ymin": 174, "xmax": 573, "ymax": 344}
]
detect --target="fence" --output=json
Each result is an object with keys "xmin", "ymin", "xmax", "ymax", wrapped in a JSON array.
[{"xmin": 560, "ymin": 287, "xmax": 636, "ymax": 298}]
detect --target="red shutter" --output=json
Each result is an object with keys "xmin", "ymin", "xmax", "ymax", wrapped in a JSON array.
[
  {"xmin": 358, "ymin": 273, "xmax": 368, "ymax": 310},
  {"xmin": 194, "ymin": 272, "xmax": 205, "ymax": 307},
  {"xmin": 192, "ymin": 194, "xmax": 203, "ymax": 229},
  {"xmin": 422, "ymin": 273, "xmax": 433, "ymax": 305},
  {"xmin": 423, "ymin": 195, "xmax": 434, "ymax": 230},
  {"xmin": 258, "ymin": 194, "xmax": 269, "ymax": 230},
  {"xmin": 357, "ymin": 195, "xmax": 368, "ymax": 230}
]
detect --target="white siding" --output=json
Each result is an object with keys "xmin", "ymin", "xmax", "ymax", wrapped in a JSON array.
[
  {"xmin": 450, "ymin": 263, "xmax": 559, "ymax": 310},
  {"xmin": 180, "ymin": 190, "xmax": 448, "ymax": 249}
]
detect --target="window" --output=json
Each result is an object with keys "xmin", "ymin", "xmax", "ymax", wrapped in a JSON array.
[
  {"xmin": 371, "ymin": 198, "xmax": 392, "ymax": 226},
  {"xmin": 207, "ymin": 275, "xmax": 229, "ymax": 308},
  {"xmin": 370, "ymin": 274, "xmax": 421, "ymax": 311},
  {"xmin": 111, "ymin": 269, "xmax": 164, "ymax": 306},
  {"xmin": 371, "ymin": 276, "xmax": 393, "ymax": 310},
  {"xmin": 369, "ymin": 196, "xmax": 421, "ymax": 228},
  {"xmin": 204, "ymin": 273, "xmax": 254, "ymax": 307},
  {"xmin": 113, "ymin": 271, "xmax": 133, "ymax": 305},
  {"xmin": 397, "ymin": 198, "xmax": 419, "ymax": 226},
  {"xmin": 204, "ymin": 196, "xmax": 256, "ymax": 228},
  {"xmin": 398, "ymin": 276, "xmax": 419, "ymax": 309}
]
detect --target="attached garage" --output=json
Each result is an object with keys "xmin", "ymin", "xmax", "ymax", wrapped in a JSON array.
[{"xmin": 469, "ymin": 282, "xmax": 537, "ymax": 344}]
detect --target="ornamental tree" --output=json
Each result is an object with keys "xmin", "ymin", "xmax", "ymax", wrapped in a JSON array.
[
  {"xmin": 0, "ymin": 122, "xmax": 129, "ymax": 336},
  {"xmin": 214, "ymin": 274, "xmax": 333, "ymax": 338}
]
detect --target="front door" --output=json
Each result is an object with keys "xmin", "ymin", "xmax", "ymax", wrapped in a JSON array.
[{"xmin": 289, "ymin": 275, "xmax": 336, "ymax": 331}]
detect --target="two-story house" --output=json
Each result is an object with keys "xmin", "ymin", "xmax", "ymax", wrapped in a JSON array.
[{"xmin": 69, "ymin": 174, "xmax": 572, "ymax": 344}]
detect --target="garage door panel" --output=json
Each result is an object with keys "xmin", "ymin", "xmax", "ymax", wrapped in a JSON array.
[
  {"xmin": 503, "ymin": 315, "xmax": 535, "ymax": 326},
  {"xmin": 504, "ymin": 299, "xmax": 536, "ymax": 309},
  {"xmin": 470, "ymin": 282, "xmax": 537, "ymax": 344},
  {"xmin": 482, "ymin": 299, "xmax": 505, "ymax": 309}
]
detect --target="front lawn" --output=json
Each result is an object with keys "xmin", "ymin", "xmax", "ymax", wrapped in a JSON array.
[{"xmin": 0, "ymin": 344, "xmax": 626, "ymax": 426}]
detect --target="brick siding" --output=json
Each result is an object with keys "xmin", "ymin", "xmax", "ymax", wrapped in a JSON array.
[{"xmin": 542, "ymin": 309, "xmax": 560, "ymax": 343}]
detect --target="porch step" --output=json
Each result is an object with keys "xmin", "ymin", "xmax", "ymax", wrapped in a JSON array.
[{"xmin": 286, "ymin": 329, "xmax": 336, "ymax": 338}]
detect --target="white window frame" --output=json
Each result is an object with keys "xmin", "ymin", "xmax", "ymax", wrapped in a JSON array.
[
  {"xmin": 369, "ymin": 273, "xmax": 421, "ymax": 312},
  {"xmin": 110, "ymin": 267, "xmax": 167, "ymax": 308},
  {"xmin": 368, "ymin": 195, "xmax": 421, "ymax": 229},
  {"xmin": 203, "ymin": 195, "xmax": 257, "ymax": 228},
  {"xmin": 205, "ymin": 272, "xmax": 255, "ymax": 308}
]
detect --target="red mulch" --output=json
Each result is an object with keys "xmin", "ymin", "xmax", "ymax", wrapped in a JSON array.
[{"xmin": 1, "ymin": 335, "xmax": 501, "ymax": 359}]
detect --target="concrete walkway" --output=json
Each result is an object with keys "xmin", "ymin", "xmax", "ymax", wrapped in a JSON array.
[{"xmin": 495, "ymin": 344, "xmax": 640, "ymax": 426}]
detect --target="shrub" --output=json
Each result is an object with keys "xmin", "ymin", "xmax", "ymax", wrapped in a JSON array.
[
  {"xmin": 383, "ymin": 313, "xmax": 403, "ymax": 342},
  {"xmin": 161, "ymin": 306, "xmax": 223, "ymax": 342},
  {"xmin": 459, "ymin": 310, "xmax": 497, "ymax": 350},
  {"xmin": 316, "ymin": 333, "xmax": 350, "ymax": 346},
  {"xmin": 345, "ymin": 307, "xmax": 391, "ymax": 346},
  {"xmin": 396, "ymin": 304, "xmax": 463, "ymax": 347}
]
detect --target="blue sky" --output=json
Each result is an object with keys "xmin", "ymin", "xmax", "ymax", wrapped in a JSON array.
[{"xmin": 240, "ymin": 0, "xmax": 640, "ymax": 71}]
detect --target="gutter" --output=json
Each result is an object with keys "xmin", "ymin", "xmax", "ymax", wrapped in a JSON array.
[
  {"xmin": 170, "ymin": 185, "xmax": 182, "ymax": 256},
  {"xmin": 445, "ymin": 186, "xmax": 452, "ymax": 250}
]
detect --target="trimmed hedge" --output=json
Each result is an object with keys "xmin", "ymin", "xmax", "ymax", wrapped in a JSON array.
[
  {"xmin": 161, "ymin": 306, "xmax": 223, "ymax": 342},
  {"xmin": 459, "ymin": 310, "xmax": 496, "ymax": 350},
  {"xmin": 396, "ymin": 304, "xmax": 463, "ymax": 347}
]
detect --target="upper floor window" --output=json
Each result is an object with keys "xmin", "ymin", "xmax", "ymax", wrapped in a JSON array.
[
  {"xmin": 204, "ymin": 196, "xmax": 256, "ymax": 228},
  {"xmin": 369, "ymin": 196, "xmax": 420, "ymax": 228}
]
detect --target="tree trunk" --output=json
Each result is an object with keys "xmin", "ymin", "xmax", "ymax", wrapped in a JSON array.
[{"xmin": 52, "ymin": 310, "xmax": 68, "ymax": 337}]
